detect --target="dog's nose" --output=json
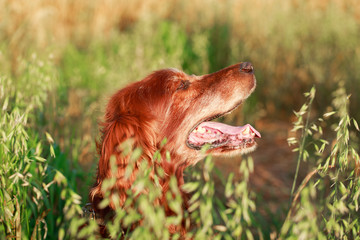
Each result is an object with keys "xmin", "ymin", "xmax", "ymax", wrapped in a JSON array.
[{"xmin": 239, "ymin": 62, "xmax": 254, "ymax": 73}]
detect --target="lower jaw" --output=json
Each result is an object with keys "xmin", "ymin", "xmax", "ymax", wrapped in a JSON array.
[
  {"xmin": 210, "ymin": 143, "xmax": 258, "ymax": 156},
  {"xmin": 187, "ymin": 141, "xmax": 257, "ymax": 155}
]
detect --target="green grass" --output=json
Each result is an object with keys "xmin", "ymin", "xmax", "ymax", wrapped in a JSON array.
[{"xmin": 1, "ymin": 1, "xmax": 360, "ymax": 239}]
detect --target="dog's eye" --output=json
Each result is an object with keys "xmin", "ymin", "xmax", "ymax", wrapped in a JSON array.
[{"xmin": 177, "ymin": 80, "xmax": 190, "ymax": 91}]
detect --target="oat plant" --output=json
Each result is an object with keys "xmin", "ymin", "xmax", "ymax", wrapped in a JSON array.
[{"xmin": 280, "ymin": 84, "xmax": 360, "ymax": 239}]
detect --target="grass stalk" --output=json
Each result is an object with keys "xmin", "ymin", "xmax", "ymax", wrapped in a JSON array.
[{"xmin": 289, "ymin": 87, "xmax": 315, "ymax": 206}]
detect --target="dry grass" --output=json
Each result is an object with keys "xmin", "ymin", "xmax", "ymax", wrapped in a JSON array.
[
  {"xmin": 2, "ymin": 0, "xmax": 359, "ymax": 51},
  {"xmin": 2, "ymin": 0, "xmax": 360, "ymax": 113},
  {"xmin": 1, "ymin": 0, "xmax": 172, "ymax": 72}
]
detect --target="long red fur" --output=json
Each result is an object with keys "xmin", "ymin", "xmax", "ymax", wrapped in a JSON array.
[{"xmin": 90, "ymin": 63, "xmax": 257, "ymax": 235}]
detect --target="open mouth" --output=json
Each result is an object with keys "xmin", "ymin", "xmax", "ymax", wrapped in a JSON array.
[{"xmin": 186, "ymin": 111, "xmax": 261, "ymax": 152}]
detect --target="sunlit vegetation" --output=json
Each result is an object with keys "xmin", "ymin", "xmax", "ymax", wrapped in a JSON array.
[{"xmin": 1, "ymin": 0, "xmax": 359, "ymax": 239}]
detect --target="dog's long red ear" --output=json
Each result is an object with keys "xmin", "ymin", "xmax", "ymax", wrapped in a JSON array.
[
  {"xmin": 97, "ymin": 116, "xmax": 134, "ymax": 179},
  {"xmin": 96, "ymin": 114, "xmax": 156, "ymax": 180},
  {"xmin": 90, "ymin": 84, "xmax": 159, "ymax": 209},
  {"xmin": 90, "ymin": 113, "xmax": 157, "ymax": 208}
]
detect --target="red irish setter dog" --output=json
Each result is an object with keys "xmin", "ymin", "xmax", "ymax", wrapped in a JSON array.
[{"xmin": 90, "ymin": 62, "xmax": 260, "ymax": 234}]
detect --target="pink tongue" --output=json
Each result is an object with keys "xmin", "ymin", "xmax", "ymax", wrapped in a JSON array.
[{"xmin": 197, "ymin": 121, "xmax": 261, "ymax": 137}]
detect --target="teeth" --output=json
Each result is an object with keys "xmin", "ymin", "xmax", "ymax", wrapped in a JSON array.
[
  {"xmin": 198, "ymin": 127, "xmax": 206, "ymax": 133},
  {"xmin": 242, "ymin": 126, "xmax": 250, "ymax": 135},
  {"xmin": 250, "ymin": 132, "xmax": 255, "ymax": 137},
  {"xmin": 206, "ymin": 129, "xmax": 212, "ymax": 134},
  {"xmin": 193, "ymin": 128, "xmax": 198, "ymax": 133}
]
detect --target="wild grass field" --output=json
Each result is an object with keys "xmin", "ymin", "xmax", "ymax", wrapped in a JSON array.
[{"xmin": 1, "ymin": 0, "xmax": 360, "ymax": 239}]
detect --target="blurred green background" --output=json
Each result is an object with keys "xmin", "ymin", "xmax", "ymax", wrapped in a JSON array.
[{"xmin": 1, "ymin": 0, "xmax": 360, "ymax": 238}]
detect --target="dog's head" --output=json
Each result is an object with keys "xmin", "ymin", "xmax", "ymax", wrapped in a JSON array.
[
  {"xmin": 91, "ymin": 62, "xmax": 260, "ymax": 211},
  {"xmin": 100, "ymin": 62, "xmax": 260, "ymax": 169}
]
